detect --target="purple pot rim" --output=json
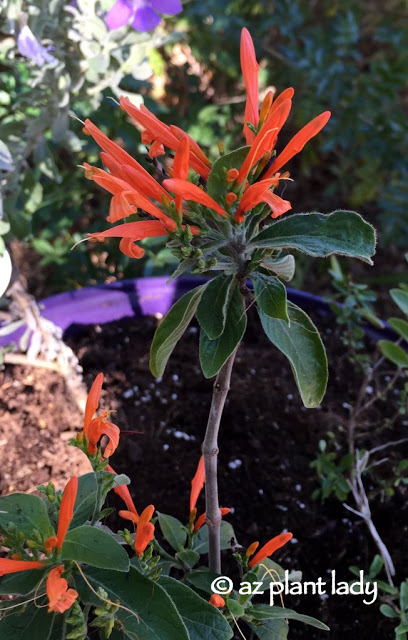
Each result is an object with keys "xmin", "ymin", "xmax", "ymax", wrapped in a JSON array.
[{"xmin": 0, "ymin": 275, "xmax": 397, "ymax": 347}]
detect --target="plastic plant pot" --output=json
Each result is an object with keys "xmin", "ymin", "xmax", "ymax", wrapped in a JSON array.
[{"xmin": 0, "ymin": 275, "xmax": 398, "ymax": 348}]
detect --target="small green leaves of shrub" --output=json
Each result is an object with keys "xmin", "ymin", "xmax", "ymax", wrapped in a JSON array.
[
  {"xmin": 249, "ymin": 211, "xmax": 376, "ymax": 264},
  {"xmin": 199, "ymin": 283, "xmax": 247, "ymax": 378},
  {"xmin": 150, "ymin": 284, "xmax": 207, "ymax": 377},
  {"xmin": 378, "ymin": 340, "xmax": 408, "ymax": 368},
  {"xmin": 259, "ymin": 302, "xmax": 328, "ymax": 408},
  {"xmin": 61, "ymin": 525, "xmax": 130, "ymax": 571}
]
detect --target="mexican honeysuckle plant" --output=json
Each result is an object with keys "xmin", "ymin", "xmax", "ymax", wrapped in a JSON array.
[
  {"xmin": 0, "ymin": 374, "xmax": 329, "ymax": 639},
  {"xmin": 82, "ymin": 28, "xmax": 375, "ymax": 573}
]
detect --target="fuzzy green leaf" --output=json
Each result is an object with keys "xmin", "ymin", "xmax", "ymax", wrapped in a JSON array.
[
  {"xmin": 160, "ymin": 576, "xmax": 233, "ymax": 640},
  {"xmin": 150, "ymin": 284, "xmax": 207, "ymax": 377},
  {"xmin": 199, "ymin": 284, "xmax": 246, "ymax": 378},
  {"xmin": 252, "ymin": 272, "xmax": 289, "ymax": 322},
  {"xmin": 197, "ymin": 274, "xmax": 235, "ymax": 339},
  {"xmin": 259, "ymin": 302, "xmax": 327, "ymax": 407},
  {"xmin": 62, "ymin": 525, "xmax": 130, "ymax": 571},
  {"xmin": 157, "ymin": 513, "xmax": 187, "ymax": 552},
  {"xmin": 0, "ymin": 494, "xmax": 51, "ymax": 537},
  {"xmin": 249, "ymin": 211, "xmax": 376, "ymax": 264}
]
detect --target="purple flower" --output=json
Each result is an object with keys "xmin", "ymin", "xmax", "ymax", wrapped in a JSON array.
[
  {"xmin": 17, "ymin": 25, "xmax": 57, "ymax": 67},
  {"xmin": 105, "ymin": 0, "xmax": 182, "ymax": 32}
]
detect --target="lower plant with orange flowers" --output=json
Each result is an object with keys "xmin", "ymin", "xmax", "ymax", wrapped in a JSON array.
[{"xmin": 0, "ymin": 26, "xmax": 376, "ymax": 640}]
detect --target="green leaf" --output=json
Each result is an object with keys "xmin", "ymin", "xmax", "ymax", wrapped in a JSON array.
[
  {"xmin": 175, "ymin": 549, "xmax": 200, "ymax": 569},
  {"xmin": 197, "ymin": 274, "xmax": 235, "ymax": 339},
  {"xmin": 76, "ymin": 566, "xmax": 190, "ymax": 640},
  {"xmin": 160, "ymin": 576, "xmax": 233, "ymax": 640},
  {"xmin": 193, "ymin": 521, "xmax": 236, "ymax": 554},
  {"xmin": 249, "ymin": 619, "xmax": 289, "ymax": 640},
  {"xmin": 157, "ymin": 512, "xmax": 187, "ymax": 552},
  {"xmin": 0, "ymin": 602, "xmax": 57, "ymax": 640},
  {"xmin": 61, "ymin": 525, "xmax": 130, "ymax": 571},
  {"xmin": 150, "ymin": 284, "xmax": 207, "ymax": 377},
  {"xmin": 252, "ymin": 273, "xmax": 289, "ymax": 322},
  {"xmin": 378, "ymin": 340, "xmax": 408, "ymax": 367},
  {"xmin": 0, "ymin": 569, "xmax": 46, "ymax": 595},
  {"xmin": 261, "ymin": 255, "xmax": 295, "ymax": 282},
  {"xmin": 391, "ymin": 288, "xmax": 408, "ymax": 316},
  {"xmin": 227, "ymin": 599, "xmax": 245, "ymax": 617},
  {"xmin": 0, "ymin": 494, "xmax": 51, "ymax": 537},
  {"xmin": 249, "ymin": 604, "xmax": 330, "ymax": 630},
  {"xmin": 259, "ymin": 302, "xmax": 328, "ymax": 407},
  {"xmin": 207, "ymin": 147, "xmax": 249, "ymax": 205},
  {"xmin": 70, "ymin": 472, "xmax": 98, "ymax": 529},
  {"xmin": 388, "ymin": 318, "xmax": 408, "ymax": 342},
  {"xmin": 199, "ymin": 285, "xmax": 247, "ymax": 378},
  {"xmin": 249, "ymin": 211, "xmax": 376, "ymax": 264},
  {"xmin": 186, "ymin": 569, "xmax": 220, "ymax": 596}
]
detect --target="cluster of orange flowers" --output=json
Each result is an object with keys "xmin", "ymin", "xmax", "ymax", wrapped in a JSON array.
[{"xmin": 83, "ymin": 29, "xmax": 330, "ymax": 261}]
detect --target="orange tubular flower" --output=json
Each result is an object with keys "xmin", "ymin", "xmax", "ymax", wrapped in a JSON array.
[
  {"xmin": 209, "ymin": 594, "xmax": 225, "ymax": 608},
  {"xmin": 120, "ymin": 505, "xmax": 155, "ymax": 557},
  {"xmin": 119, "ymin": 98, "xmax": 210, "ymax": 179},
  {"xmin": 236, "ymin": 178, "xmax": 292, "ymax": 221},
  {"xmin": 262, "ymin": 111, "xmax": 331, "ymax": 179},
  {"xmin": 172, "ymin": 136, "xmax": 190, "ymax": 214},
  {"xmin": 248, "ymin": 532, "xmax": 293, "ymax": 568},
  {"xmin": 194, "ymin": 508, "xmax": 231, "ymax": 533},
  {"xmin": 46, "ymin": 565, "xmax": 78, "ymax": 614},
  {"xmin": 163, "ymin": 179, "xmax": 228, "ymax": 218},
  {"xmin": 190, "ymin": 455, "xmax": 205, "ymax": 514},
  {"xmin": 0, "ymin": 558, "xmax": 45, "ymax": 576},
  {"xmin": 238, "ymin": 99, "xmax": 292, "ymax": 184},
  {"xmin": 241, "ymin": 27, "xmax": 260, "ymax": 144},
  {"xmin": 82, "ymin": 373, "xmax": 120, "ymax": 458},
  {"xmin": 106, "ymin": 464, "xmax": 139, "ymax": 518},
  {"xmin": 56, "ymin": 476, "xmax": 78, "ymax": 551}
]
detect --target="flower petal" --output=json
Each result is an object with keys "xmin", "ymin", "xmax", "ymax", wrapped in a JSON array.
[
  {"xmin": 84, "ymin": 373, "xmax": 104, "ymax": 437},
  {"xmin": 119, "ymin": 237, "xmax": 145, "ymax": 259},
  {"xmin": 264, "ymin": 111, "xmax": 331, "ymax": 177},
  {"xmin": 240, "ymin": 28, "xmax": 260, "ymax": 144},
  {"xmin": 131, "ymin": 6, "xmax": 161, "ymax": 31},
  {"xmin": 0, "ymin": 559, "xmax": 44, "ymax": 576},
  {"xmin": 88, "ymin": 220, "xmax": 170, "ymax": 241},
  {"xmin": 57, "ymin": 476, "xmax": 78, "ymax": 550},
  {"xmin": 46, "ymin": 565, "xmax": 78, "ymax": 613},
  {"xmin": 151, "ymin": 0, "xmax": 183, "ymax": 15},
  {"xmin": 105, "ymin": 0, "xmax": 133, "ymax": 30},
  {"xmin": 107, "ymin": 464, "xmax": 139, "ymax": 517},
  {"xmin": 249, "ymin": 532, "xmax": 293, "ymax": 568},
  {"xmin": 163, "ymin": 179, "xmax": 228, "ymax": 217},
  {"xmin": 190, "ymin": 455, "xmax": 205, "ymax": 513}
]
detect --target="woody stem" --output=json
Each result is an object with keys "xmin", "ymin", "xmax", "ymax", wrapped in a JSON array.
[{"xmin": 202, "ymin": 347, "xmax": 238, "ymax": 573}]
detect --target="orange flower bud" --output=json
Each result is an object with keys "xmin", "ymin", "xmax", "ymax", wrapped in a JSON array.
[
  {"xmin": 209, "ymin": 594, "xmax": 225, "ymax": 608},
  {"xmin": 225, "ymin": 192, "xmax": 238, "ymax": 206},
  {"xmin": 10, "ymin": 553, "xmax": 22, "ymax": 561},
  {"xmin": 45, "ymin": 536, "xmax": 58, "ymax": 554},
  {"xmin": 259, "ymin": 90, "xmax": 274, "ymax": 124},
  {"xmin": 245, "ymin": 541, "xmax": 259, "ymax": 557},
  {"xmin": 226, "ymin": 168, "xmax": 239, "ymax": 183}
]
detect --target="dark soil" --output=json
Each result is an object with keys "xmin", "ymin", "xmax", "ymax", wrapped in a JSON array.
[{"xmin": 1, "ymin": 307, "xmax": 407, "ymax": 638}]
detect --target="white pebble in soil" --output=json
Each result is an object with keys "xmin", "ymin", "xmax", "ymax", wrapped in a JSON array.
[{"xmin": 228, "ymin": 459, "xmax": 242, "ymax": 470}]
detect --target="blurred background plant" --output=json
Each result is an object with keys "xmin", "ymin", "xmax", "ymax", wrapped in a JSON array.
[{"xmin": 1, "ymin": 0, "xmax": 407, "ymax": 293}]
